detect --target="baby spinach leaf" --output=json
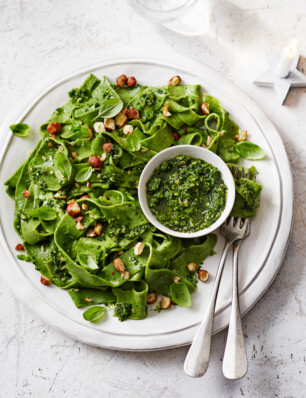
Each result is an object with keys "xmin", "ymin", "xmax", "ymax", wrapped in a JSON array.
[
  {"xmin": 170, "ymin": 282, "xmax": 192, "ymax": 307},
  {"xmin": 96, "ymin": 97, "xmax": 123, "ymax": 119},
  {"xmin": 83, "ymin": 306, "xmax": 106, "ymax": 322},
  {"xmin": 235, "ymin": 142, "xmax": 266, "ymax": 160},
  {"xmin": 30, "ymin": 206, "xmax": 57, "ymax": 220},
  {"xmin": 55, "ymin": 152, "xmax": 72, "ymax": 179},
  {"xmin": 10, "ymin": 123, "xmax": 31, "ymax": 137},
  {"xmin": 75, "ymin": 166, "xmax": 93, "ymax": 182}
]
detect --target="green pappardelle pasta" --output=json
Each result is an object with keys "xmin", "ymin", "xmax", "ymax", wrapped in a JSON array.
[{"xmin": 5, "ymin": 74, "xmax": 263, "ymax": 322}]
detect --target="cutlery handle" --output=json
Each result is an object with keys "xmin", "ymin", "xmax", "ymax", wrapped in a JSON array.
[
  {"xmin": 222, "ymin": 240, "xmax": 248, "ymax": 379},
  {"xmin": 184, "ymin": 242, "xmax": 231, "ymax": 378}
]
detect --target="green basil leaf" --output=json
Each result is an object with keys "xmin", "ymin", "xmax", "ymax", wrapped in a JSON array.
[
  {"xmin": 170, "ymin": 282, "xmax": 192, "ymax": 307},
  {"xmin": 96, "ymin": 97, "xmax": 123, "ymax": 119},
  {"xmin": 10, "ymin": 123, "xmax": 31, "ymax": 137},
  {"xmin": 75, "ymin": 166, "xmax": 93, "ymax": 182},
  {"xmin": 83, "ymin": 306, "xmax": 106, "ymax": 322},
  {"xmin": 235, "ymin": 142, "xmax": 266, "ymax": 160},
  {"xmin": 55, "ymin": 152, "xmax": 72, "ymax": 179},
  {"xmin": 30, "ymin": 206, "xmax": 57, "ymax": 220}
]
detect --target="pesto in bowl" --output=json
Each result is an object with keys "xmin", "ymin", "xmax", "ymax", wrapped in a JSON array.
[{"xmin": 147, "ymin": 155, "xmax": 227, "ymax": 233}]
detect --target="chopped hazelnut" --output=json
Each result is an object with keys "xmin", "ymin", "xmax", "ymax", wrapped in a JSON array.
[
  {"xmin": 168, "ymin": 75, "xmax": 181, "ymax": 86},
  {"xmin": 126, "ymin": 76, "xmax": 137, "ymax": 87},
  {"xmin": 89, "ymin": 155, "xmax": 102, "ymax": 169},
  {"xmin": 126, "ymin": 108, "xmax": 139, "ymax": 119},
  {"xmin": 187, "ymin": 262, "xmax": 197, "ymax": 272},
  {"xmin": 173, "ymin": 276, "xmax": 181, "ymax": 283},
  {"xmin": 147, "ymin": 292, "xmax": 158, "ymax": 304},
  {"xmin": 163, "ymin": 104, "xmax": 171, "ymax": 117},
  {"xmin": 104, "ymin": 118, "xmax": 115, "ymax": 131},
  {"xmin": 114, "ymin": 258, "xmax": 125, "ymax": 272},
  {"xmin": 66, "ymin": 201, "xmax": 81, "ymax": 217},
  {"xmin": 198, "ymin": 269, "xmax": 209, "ymax": 282},
  {"xmin": 134, "ymin": 242, "xmax": 145, "ymax": 256},
  {"xmin": 206, "ymin": 135, "xmax": 213, "ymax": 147},
  {"xmin": 115, "ymin": 113, "xmax": 128, "ymax": 128},
  {"xmin": 201, "ymin": 103, "xmax": 210, "ymax": 115},
  {"xmin": 40, "ymin": 276, "xmax": 51, "ymax": 286},
  {"xmin": 122, "ymin": 271, "xmax": 130, "ymax": 280},
  {"xmin": 47, "ymin": 122, "xmax": 61, "ymax": 135},
  {"xmin": 23, "ymin": 189, "xmax": 30, "ymax": 199},
  {"xmin": 103, "ymin": 142, "xmax": 112, "ymax": 153},
  {"xmin": 116, "ymin": 74, "xmax": 127, "ymax": 87},
  {"xmin": 123, "ymin": 124, "xmax": 134, "ymax": 135},
  {"xmin": 94, "ymin": 223, "xmax": 103, "ymax": 236},
  {"xmin": 161, "ymin": 296, "xmax": 171, "ymax": 309},
  {"xmin": 93, "ymin": 122, "xmax": 106, "ymax": 133}
]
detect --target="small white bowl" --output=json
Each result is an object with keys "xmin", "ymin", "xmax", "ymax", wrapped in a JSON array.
[{"xmin": 138, "ymin": 145, "xmax": 236, "ymax": 238}]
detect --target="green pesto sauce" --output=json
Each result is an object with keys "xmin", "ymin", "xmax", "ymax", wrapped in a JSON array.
[{"xmin": 147, "ymin": 155, "xmax": 227, "ymax": 233}]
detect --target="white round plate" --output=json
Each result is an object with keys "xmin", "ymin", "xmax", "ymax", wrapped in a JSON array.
[{"xmin": 0, "ymin": 50, "xmax": 293, "ymax": 351}]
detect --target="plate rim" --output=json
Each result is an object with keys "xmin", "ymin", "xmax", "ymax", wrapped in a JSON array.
[{"xmin": 0, "ymin": 49, "xmax": 293, "ymax": 351}]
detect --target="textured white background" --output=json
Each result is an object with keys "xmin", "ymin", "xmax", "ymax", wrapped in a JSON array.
[{"xmin": 0, "ymin": 1, "xmax": 305, "ymax": 397}]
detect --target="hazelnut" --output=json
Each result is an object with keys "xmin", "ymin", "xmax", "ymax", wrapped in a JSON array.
[
  {"xmin": 101, "ymin": 152, "xmax": 107, "ymax": 162},
  {"xmin": 123, "ymin": 125, "xmax": 134, "ymax": 135},
  {"xmin": 103, "ymin": 142, "xmax": 112, "ymax": 153},
  {"xmin": 126, "ymin": 108, "xmax": 140, "ymax": 119},
  {"xmin": 71, "ymin": 151, "xmax": 78, "ymax": 159},
  {"xmin": 122, "ymin": 271, "xmax": 130, "ymax": 280},
  {"xmin": 66, "ymin": 201, "xmax": 81, "ymax": 218},
  {"xmin": 161, "ymin": 296, "xmax": 171, "ymax": 309},
  {"xmin": 168, "ymin": 75, "xmax": 181, "ymax": 86},
  {"xmin": 15, "ymin": 243, "xmax": 24, "ymax": 251},
  {"xmin": 54, "ymin": 192, "xmax": 67, "ymax": 199},
  {"xmin": 187, "ymin": 262, "xmax": 197, "ymax": 272},
  {"xmin": 93, "ymin": 122, "xmax": 105, "ymax": 133},
  {"xmin": 163, "ymin": 104, "xmax": 171, "ymax": 117},
  {"xmin": 126, "ymin": 76, "xmax": 137, "ymax": 87},
  {"xmin": 173, "ymin": 276, "xmax": 181, "ymax": 283},
  {"xmin": 198, "ymin": 269, "xmax": 209, "ymax": 282},
  {"xmin": 47, "ymin": 122, "xmax": 62, "ymax": 135},
  {"xmin": 75, "ymin": 216, "xmax": 83, "ymax": 223},
  {"xmin": 116, "ymin": 74, "xmax": 127, "ymax": 87},
  {"xmin": 81, "ymin": 203, "xmax": 88, "ymax": 211},
  {"xmin": 147, "ymin": 292, "xmax": 158, "ymax": 304},
  {"xmin": 104, "ymin": 118, "xmax": 115, "ymax": 131},
  {"xmin": 86, "ymin": 228, "xmax": 96, "ymax": 238},
  {"xmin": 114, "ymin": 258, "xmax": 125, "ymax": 272},
  {"xmin": 134, "ymin": 242, "xmax": 145, "ymax": 256},
  {"xmin": 115, "ymin": 113, "xmax": 128, "ymax": 128},
  {"xmin": 172, "ymin": 132, "xmax": 179, "ymax": 140},
  {"xmin": 235, "ymin": 129, "xmax": 248, "ymax": 142},
  {"xmin": 23, "ymin": 189, "xmax": 30, "ymax": 199},
  {"xmin": 201, "ymin": 103, "xmax": 210, "ymax": 115},
  {"xmin": 89, "ymin": 155, "xmax": 102, "ymax": 169},
  {"xmin": 94, "ymin": 223, "xmax": 103, "ymax": 236},
  {"xmin": 121, "ymin": 107, "xmax": 128, "ymax": 116},
  {"xmin": 40, "ymin": 276, "xmax": 51, "ymax": 286},
  {"xmin": 76, "ymin": 221, "xmax": 85, "ymax": 231},
  {"xmin": 206, "ymin": 135, "xmax": 213, "ymax": 146}
]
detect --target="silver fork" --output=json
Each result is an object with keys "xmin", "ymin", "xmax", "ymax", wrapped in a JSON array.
[
  {"xmin": 184, "ymin": 167, "xmax": 251, "ymax": 378},
  {"xmin": 222, "ymin": 167, "xmax": 251, "ymax": 380}
]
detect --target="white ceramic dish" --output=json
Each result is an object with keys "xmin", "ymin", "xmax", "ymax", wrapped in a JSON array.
[
  {"xmin": 138, "ymin": 145, "xmax": 236, "ymax": 238},
  {"xmin": 0, "ymin": 50, "xmax": 293, "ymax": 351}
]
